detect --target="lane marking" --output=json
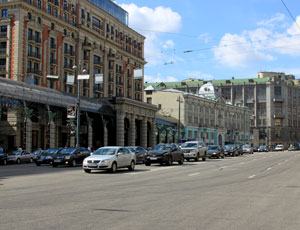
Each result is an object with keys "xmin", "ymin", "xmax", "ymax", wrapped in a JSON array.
[
  {"xmin": 278, "ymin": 163, "xmax": 282, "ymax": 166},
  {"xmin": 188, "ymin": 172, "xmax": 200, "ymax": 177},
  {"xmin": 266, "ymin": 167, "xmax": 272, "ymax": 171},
  {"xmin": 248, "ymin": 175, "xmax": 256, "ymax": 179},
  {"xmin": 285, "ymin": 159, "xmax": 289, "ymax": 162},
  {"xmin": 239, "ymin": 162, "xmax": 245, "ymax": 165}
]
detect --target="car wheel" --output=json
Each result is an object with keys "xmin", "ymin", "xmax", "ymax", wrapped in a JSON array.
[
  {"xmin": 29, "ymin": 158, "xmax": 33, "ymax": 163},
  {"xmin": 52, "ymin": 164, "xmax": 57, "ymax": 168},
  {"xmin": 3, "ymin": 159, "xmax": 7, "ymax": 166},
  {"xmin": 111, "ymin": 162, "xmax": 117, "ymax": 173},
  {"xmin": 166, "ymin": 156, "xmax": 173, "ymax": 166},
  {"xmin": 145, "ymin": 161, "xmax": 151, "ymax": 166},
  {"xmin": 36, "ymin": 163, "xmax": 41, "ymax": 166},
  {"xmin": 178, "ymin": 155, "xmax": 184, "ymax": 165},
  {"xmin": 84, "ymin": 169, "xmax": 91, "ymax": 173},
  {"xmin": 17, "ymin": 158, "xmax": 21, "ymax": 164},
  {"xmin": 202, "ymin": 157, "xmax": 206, "ymax": 161},
  {"xmin": 195, "ymin": 154, "xmax": 199, "ymax": 162},
  {"xmin": 71, "ymin": 159, "xmax": 76, "ymax": 167},
  {"xmin": 128, "ymin": 160, "xmax": 135, "ymax": 171}
]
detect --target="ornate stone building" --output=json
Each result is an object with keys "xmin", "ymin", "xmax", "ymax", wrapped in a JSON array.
[{"xmin": 0, "ymin": 0, "xmax": 157, "ymax": 152}]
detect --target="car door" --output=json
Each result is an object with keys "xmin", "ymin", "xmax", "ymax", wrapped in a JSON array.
[
  {"xmin": 22, "ymin": 151, "xmax": 30, "ymax": 162},
  {"xmin": 123, "ymin": 148, "xmax": 132, "ymax": 166},
  {"xmin": 116, "ymin": 148, "xmax": 126, "ymax": 167}
]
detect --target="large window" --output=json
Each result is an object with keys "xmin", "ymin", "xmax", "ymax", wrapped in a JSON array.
[
  {"xmin": 92, "ymin": 17, "xmax": 101, "ymax": 28},
  {"xmin": 257, "ymin": 85, "xmax": 266, "ymax": 99},
  {"xmin": 274, "ymin": 86, "xmax": 281, "ymax": 99},
  {"xmin": 257, "ymin": 102, "xmax": 266, "ymax": 115},
  {"xmin": 234, "ymin": 87, "xmax": 242, "ymax": 100},
  {"xmin": 222, "ymin": 87, "xmax": 231, "ymax": 100},
  {"xmin": 1, "ymin": 9, "xmax": 8, "ymax": 18},
  {"xmin": 245, "ymin": 86, "xmax": 254, "ymax": 100}
]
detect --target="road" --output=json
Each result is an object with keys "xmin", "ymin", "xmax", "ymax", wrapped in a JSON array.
[{"xmin": 1, "ymin": 151, "xmax": 300, "ymax": 230}]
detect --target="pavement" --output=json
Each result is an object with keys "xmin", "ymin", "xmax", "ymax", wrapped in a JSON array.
[{"xmin": 1, "ymin": 151, "xmax": 300, "ymax": 230}]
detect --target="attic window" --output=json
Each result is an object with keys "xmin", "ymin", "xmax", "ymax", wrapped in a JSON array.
[
  {"xmin": 249, "ymin": 79, "xmax": 254, "ymax": 83},
  {"xmin": 226, "ymin": 80, "xmax": 231, "ymax": 84}
]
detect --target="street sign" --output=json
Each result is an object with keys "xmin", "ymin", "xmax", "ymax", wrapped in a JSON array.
[
  {"xmin": 78, "ymin": 74, "xmax": 90, "ymax": 80},
  {"xmin": 67, "ymin": 104, "xmax": 76, "ymax": 119}
]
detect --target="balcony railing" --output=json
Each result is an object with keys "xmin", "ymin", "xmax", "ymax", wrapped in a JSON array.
[
  {"xmin": 116, "ymin": 81, "xmax": 123, "ymax": 86},
  {"xmin": 108, "ymin": 77, "xmax": 114, "ymax": 83},
  {"xmin": 50, "ymin": 58, "xmax": 57, "ymax": 64},
  {"xmin": 27, "ymin": 68, "xmax": 42, "ymax": 75},
  {"xmin": 28, "ymin": 52, "xmax": 41, "ymax": 59},
  {"xmin": 28, "ymin": 36, "xmax": 41, "ymax": 44},
  {"xmin": 63, "ymin": 64, "xmax": 73, "ymax": 69},
  {"xmin": 93, "ymin": 85, "xmax": 103, "ymax": 91},
  {"xmin": 94, "ymin": 60, "xmax": 103, "ymax": 66}
]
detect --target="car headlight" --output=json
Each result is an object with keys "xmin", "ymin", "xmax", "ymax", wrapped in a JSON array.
[
  {"xmin": 102, "ymin": 160, "xmax": 110, "ymax": 165},
  {"xmin": 191, "ymin": 149, "xmax": 197, "ymax": 154},
  {"xmin": 64, "ymin": 156, "xmax": 71, "ymax": 160}
]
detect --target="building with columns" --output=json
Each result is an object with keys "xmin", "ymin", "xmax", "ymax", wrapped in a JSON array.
[
  {"xmin": 0, "ymin": 0, "xmax": 158, "ymax": 152},
  {"xmin": 144, "ymin": 83, "xmax": 251, "ymax": 146},
  {"xmin": 145, "ymin": 72, "xmax": 300, "ymax": 148}
]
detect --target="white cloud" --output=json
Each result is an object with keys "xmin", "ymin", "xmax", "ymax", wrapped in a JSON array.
[
  {"xmin": 185, "ymin": 71, "xmax": 214, "ymax": 80},
  {"xmin": 214, "ymin": 13, "xmax": 300, "ymax": 68},
  {"xmin": 197, "ymin": 33, "xmax": 212, "ymax": 44},
  {"xmin": 120, "ymin": 3, "xmax": 182, "ymax": 66},
  {"xmin": 144, "ymin": 74, "xmax": 178, "ymax": 83}
]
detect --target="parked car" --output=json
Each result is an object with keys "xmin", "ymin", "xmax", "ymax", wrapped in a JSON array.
[
  {"xmin": 32, "ymin": 149, "xmax": 44, "ymax": 161},
  {"xmin": 52, "ymin": 147, "xmax": 91, "ymax": 167},
  {"xmin": 7, "ymin": 150, "xmax": 34, "ymax": 164},
  {"xmin": 125, "ymin": 146, "xmax": 147, "ymax": 164},
  {"xmin": 82, "ymin": 146, "xmax": 136, "ymax": 173},
  {"xmin": 0, "ymin": 151, "xmax": 8, "ymax": 165},
  {"xmin": 224, "ymin": 144, "xmax": 238, "ymax": 157},
  {"xmin": 288, "ymin": 145, "xmax": 297, "ymax": 151},
  {"xmin": 242, "ymin": 145, "xmax": 253, "ymax": 154},
  {"xmin": 206, "ymin": 145, "xmax": 224, "ymax": 158},
  {"xmin": 274, "ymin": 144, "xmax": 284, "ymax": 151},
  {"xmin": 252, "ymin": 146, "xmax": 259, "ymax": 152},
  {"xmin": 36, "ymin": 148, "xmax": 61, "ymax": 166},
  {"xmin": 181, "ymin": 141, "xmax": 206, "ymax": 161},
  {"xmin": 258, "ymin": 145, "xmax": 268, "ymax": 152},
  {"xmin": 145, "ymin": 143, "xmax": 184, "ymax": 166}
]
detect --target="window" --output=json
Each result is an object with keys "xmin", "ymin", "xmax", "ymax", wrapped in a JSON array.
[
  {"xmin": 33, "ymin": 77, "xmax": 39, "ymax": 85},
  {"xmin": 0, "ymin": 25, "xmax": 7, "ymax": 33},
  {"xmin": 274, "ymin": 86, "xmax": 281, "ymax": 99},
  {"xmin": 37, "ymin": 0, "xmax": 41, "ymax": 9},
  {"xmin": 81, "ymin": 9, "xmax": 85, "ymax": 19},
  {"xmin": 257, "ymin": 85, "xmax": 266, "ymax": 99},
  {"xmin": 2, "ymin": 9, "xmax": 8, "ymax": 18},
  {"xmin": 245, "ymin": 86, "xmax": 254, "ymax": 100},
  {"xmin": 47, "ymin": 5, "xmax": 52, "ymax": 14},
  {"xmin": 54, "ymin": 8, "xmax": 58, "ymax": 17},
  {"xmin": 63, "ymin": 13, "xmax": 67, "ymax": 21},
  {"xmin": 27, "ymin": 12, "xmax": 31, "ymax": 20},
  {"xmin": 92, "ymin": 17, "xmax": 101, "ymax": 28},
  {"xmin": 146, "ymin": 97, "xmax": 152, "ymax": 104},
  {"xmin": 258, "ymin": 103, "xmax": 266, "ymax": 115},
  {"xmin": 37, "ymin": 17, "xmax": 41, "ymax": 24}
]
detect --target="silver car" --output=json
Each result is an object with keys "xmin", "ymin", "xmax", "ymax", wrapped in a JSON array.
[
  {"xmin": 82, "ymin": 146, "xmax": 136, "ymax": 173},
  {"xmin": 181, "ymin": 141, "xmax": 207, "ymax": 161},
  {"xmin": 7, "ymin": 150, "xmax": 34, "ymax": 164}
]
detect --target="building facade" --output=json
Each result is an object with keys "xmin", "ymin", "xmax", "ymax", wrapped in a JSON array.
[
  {"xmin": 0, "ymin": 0, "xmax": 158, "ymax": 152},
  {"xmin": 145, "ymin": 72, "xmax": 300, "ymax": 148},
  {"xmin": 144, "ymin": 84, "xmax": 251, "ymax": 146}
]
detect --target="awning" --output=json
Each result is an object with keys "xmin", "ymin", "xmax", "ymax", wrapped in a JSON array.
[{"xmin": 0, "ymin": 78, "xmax": 114, "ymax": 114}]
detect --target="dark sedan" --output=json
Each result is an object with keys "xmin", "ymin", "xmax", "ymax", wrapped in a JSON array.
[
  {"xmin": 36, "ymin": 148, "xmax": 62, "ymax": 166},
  {"xmin": 52, "ymin": 147, "xmax": 91, "ymax": 167},
  {"xmin": 145, "ymin": 144, "xmax": 184, "ymax": 166},
  {"xmin": 224, "ymin": 144, "xmax": 238, "ymax": 157},
  {"xmin": 0, "ymin": 151, "xmax": 8, "ymax": 166},
  {"xmin": 206, "ymin": 145, "xmax": 224, "ymax": 158},
  {"xmin": 258, "ymin": 145, "xmax": 268, "ymax": 152},
  {"xmin": 126, "ymin": 146, "xmax": 147, "ymax": 164}
]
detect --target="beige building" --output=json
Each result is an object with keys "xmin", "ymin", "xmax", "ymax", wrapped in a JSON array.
[
  {"xmin": 0, "ymin": 0, "xmax": 158, "ymax": 152},
  {"xmin": 145, "ymin": 72, "xmax": 300, "ymax": 148},
  {"xmin": 144, "ymin": 83, "xmax": 251, "ymax": 146}
]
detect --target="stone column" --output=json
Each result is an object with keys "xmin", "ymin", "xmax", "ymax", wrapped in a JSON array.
[
  {"xmin": 26, "ymin": 118, "xmax": 32, "ymax": 152},
  {"xmin": 150, "ymin": 119, "xmax": 156, "ymax": 148},
  {"xmin": 116, "ymin": 111, "xmax": 125, "ymax": 146},
  {"xmin": 140, "ymin": 117, "xmax": 147, "ymax": 148},
  {"xmin": 87, "ymin": 117, "xmax": 94, "ymax": 148},
  {"xmin": 129, "ymin": 114, "xmax": 136, "ymax": 146},
  {"xmin": 102, "ymin": 117, "xmax": 109, "ymax": 147},
  {"xmin": 50, "ymin": 122, "xmax": 56, "ymax": 148}
]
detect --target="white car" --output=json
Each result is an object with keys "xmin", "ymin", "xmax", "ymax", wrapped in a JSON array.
[
  {"xmin": 82, "ymin": 147, "xmax": 136, "ymax": 173},
  {"xmin": 181, "ymin": 141, "xmax": 207, "ymax": 161},
  {"xmin": 274, "ymin": 144, "xmax": 284, "ymax": 151}
]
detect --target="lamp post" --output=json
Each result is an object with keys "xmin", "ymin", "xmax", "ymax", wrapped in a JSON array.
[
  {"xmin": 72, "ymin": 65, "xmax": 88, "ymax": 148},
  {"xmin": 177, "ymin": 95, "xmax": 183, "ymax": 143}
]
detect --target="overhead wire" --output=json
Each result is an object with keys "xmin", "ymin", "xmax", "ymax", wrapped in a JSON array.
[{"xmin": 280, "ymin": 0, "xmax": 300, "ymax": 32}]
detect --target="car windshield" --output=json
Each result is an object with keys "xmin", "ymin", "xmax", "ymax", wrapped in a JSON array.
[
  {"xmin": 126, "ymin": 147, "xmax": 136, "ymax": 152},
  {"xmin": 259, "ymin": 146, "xmax": 266, "ymax": 148},
  {"xmin": 12, "ymin": 151, "xmax": 21, "ymax": 155},
  {"xmin": 93, "ymin": 148, "xmax": 117, "ymax": 155},
  {"xmin": 181, "ymin": 142, "xmax": 197, "ymax": 148},
  {"xmin": 224, "ymin": 145, "xmax": 234, "ymax": 150},
  {"xmin": 207, "ymin": 146, "xmax": 218, "ymax": 150},
  {"xmin": 32, "ymin": 150, "xmax": 41, "ymax": 155},
  {"xmin": 43, "ymin": 148, "xmax": 60, "ymax": 155},
  {"xmin": 276, "ymin": 145, "xmax": 283, "ymax": 148},
  {"xmin": 59, "ymin": 148, "xmax": 77, "ymax": 155},
  {"xmin": 153, "ymin": 144, "xmax": 171, "ymax": 151},
  {"xmin": 243, "ymin": 146, "xmax": 250, "ymax": 149}
]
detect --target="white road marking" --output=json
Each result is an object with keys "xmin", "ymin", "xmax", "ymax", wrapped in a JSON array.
[
  {"xmin": 285, "ymin": 159, "xmax": 289, "ymax": 162},
  {"xmin": 248, "ymin": 175, "xmax": 256, "ymax": 179},
  {"xmin": 239, "ymin": 162, "xmax": 245, "ymax": 165},
  {"xmin": 278, "ymin": 163, "xmax": 282, "ymax": 166},
  {"xmin": 266, "ymin": 167, "xmax": 272, "ymax": 171},
  {"xmin": 188, "ymin": 172, "xmax": 200, "ymax": 177}
]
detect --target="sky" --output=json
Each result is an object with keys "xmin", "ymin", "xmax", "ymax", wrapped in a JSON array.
[{"xmin": 115, "ymin": 0, "xmax": 300, "ymax": 83}]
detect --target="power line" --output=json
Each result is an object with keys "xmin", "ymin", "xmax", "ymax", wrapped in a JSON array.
[{"xmin": 280, "ymin": 0, "xmax": 300, "ymax": 32}]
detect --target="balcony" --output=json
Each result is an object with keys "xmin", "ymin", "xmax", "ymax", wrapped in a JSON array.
[
  {"xmin": 94, "ymin": 60, "xmax": 103, "ymax": 66},
  {"xmin": 50, "ymin": 58, "xmax": 57, "ymax": 65},
  {"xmin": 108, "ymin": 53, "xmax": 115, "ymax": 59},
  {"xmin": 27, "ymin": 68, "xmax": 42, "ymax": 75},
  {"xmin": 116, "ymin": 93, "xmax": 124, "ymax": 97},
  {"xmin": 0, "ymin": 32, "xmax": 7, "ymax": 38},
  {"xmin": 93, "ymin": 85, "xmax": 103, "ymax": 91},
  {"xmin": 108, "ymin": 77, "xmax": 114, "ymax": 83},
  {"xmin": 0, "ymin": 65, "xmax": 6, "ymax": 72},
  {"xmin": 63, "ymin": 64, "xmax": 73, "ymax": 70},
  {"xmin": 82, "ymin": 42, "xmax": 92, "ymax": 50},
  {"xmin": 28, "ymin": 52, "xmax": 41, "ymax": 59},
  {"xmin": 28, "ymin": 36, "xmax": 41, "ymax": 44},
  {"xmin": 116, "ymin": 81, "xmax": 123, "ymax": 86},
  {"xmin": 50, "ymin": 43, "xmax": 56, "ymax": 49}
]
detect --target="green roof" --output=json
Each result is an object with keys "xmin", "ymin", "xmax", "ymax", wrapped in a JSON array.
[{"xmin": 144, "ymin": 77, "xmax": 271, "ymax": 88}]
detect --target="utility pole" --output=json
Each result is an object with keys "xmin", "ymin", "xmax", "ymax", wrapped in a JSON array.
[{"xmin": 177, "ymin": 95, "xmax": 183, "ymax": 143}]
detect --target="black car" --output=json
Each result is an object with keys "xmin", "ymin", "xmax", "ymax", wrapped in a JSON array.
[
  {"xmin": 36, "ymin": 148, "xmax": 62, "ymax": 166},
  {"xmin": 206, "ymin": 145, "xmax": 224, "ymax": 158},
  {"xmin": 126, "ymin": 146, "xmax": 147, "ymax": 164},
  {"xmin": 258, "ymin": 145, "xmax": 268, "ymax": 152},
  {"xmin": 52, "ymin": 147, "xmax": 91, "ymax": 167},
  {"xmin": 0, "ymin": 151, "xmax": 8, "ymax": 166},
  {"xmin": 224, "ymin": 144, "xmax": 239, "ymax": 157},
  {"xmin": 252, "ymin": 146, "xmax": 259, "ymax": 152},
  {"xmin": 145, "ymin": 144, "xmax": 184, "ymax": 166}
]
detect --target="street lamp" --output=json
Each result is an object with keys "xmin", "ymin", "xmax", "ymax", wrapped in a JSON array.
[{"xmin": 72, "ymin": 65, "xmax": 88, "ymax": 148}]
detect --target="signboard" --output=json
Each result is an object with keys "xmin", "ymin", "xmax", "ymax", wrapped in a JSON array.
[
  {"xmin": 78, "ymin": 74, "xmax": 90, "ymax": 80},
  {"xmin": 46, "ymin": 75, "xmax": 59, "ymax": 80},
  {"xmin": 134, "ymin": 69, "xmax": 143, "ymax": 79},
  {"xmin": 95, "ymin": 74, "xmax": 103, "ymax": 84},
  {"xmin": 67, "ymin": 104, "xmax": 76, "ymax": 119},
  {"xmin": 67, "ymin": 75, "xmax": 75, "ymax": 85}
]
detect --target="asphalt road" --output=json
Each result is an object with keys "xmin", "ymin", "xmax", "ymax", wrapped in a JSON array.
[{"xmin": 1, "ymin": 151, "xmax": 300, "ymax": 230}]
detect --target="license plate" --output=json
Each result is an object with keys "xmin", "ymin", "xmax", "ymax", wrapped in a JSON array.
[
  {"xmin": 150, "ymin": 157, "xmax": 157, "ymax": 160},
  {"xmin": 54, "ymin": 159, "xmax": 61, "ymax": 163},
  {"xmin": 88, "ymin": 163, "xmax": 98, "ymax": 167}
]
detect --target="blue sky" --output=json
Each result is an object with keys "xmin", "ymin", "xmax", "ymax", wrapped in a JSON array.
[{"xmin": 116, "ymin": 0, "xmax": 300, "ymax": 82}]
